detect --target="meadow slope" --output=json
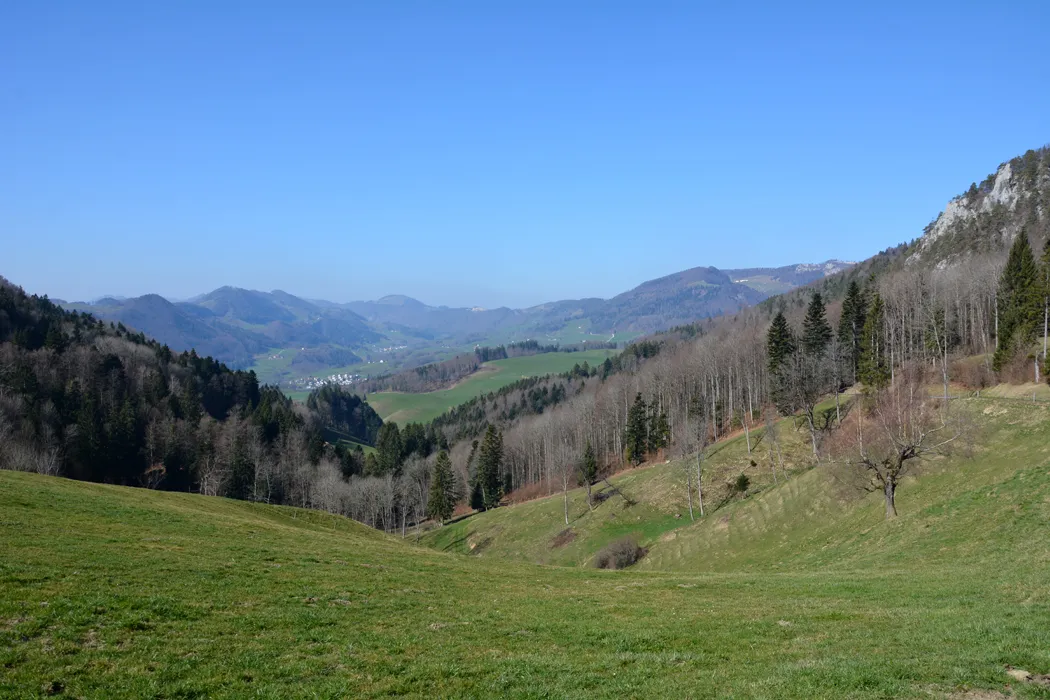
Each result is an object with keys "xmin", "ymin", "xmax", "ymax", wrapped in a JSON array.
[
  {"xmin": 2, "ymin": 398, "xmax": 1050, "ymax": 697},
  {"xmin": 366, "ymin": 349, "xmax": 618, "ymax": 424}
]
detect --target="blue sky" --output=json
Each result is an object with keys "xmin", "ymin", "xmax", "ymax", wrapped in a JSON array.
[{"xmin": 3, "ymin": 2, "xmax": 1048, "ymax": 308}]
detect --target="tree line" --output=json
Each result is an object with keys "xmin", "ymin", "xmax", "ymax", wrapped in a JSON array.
[{"xmin": 0, "ymin": 280, "xmax": 427, "ymax": 532}]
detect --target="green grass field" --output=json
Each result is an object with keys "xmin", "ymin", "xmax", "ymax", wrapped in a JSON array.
[
  {"xmin": 366, "ymin": 350, "xmax": 619, "ymax": 424},
  {"xmin": 4, "ymin": 397, "xmax": 1050, "ymax": 697},
  {"xmin": 420, "ymin": 411, "xmax": 818, "ymax": 567}
]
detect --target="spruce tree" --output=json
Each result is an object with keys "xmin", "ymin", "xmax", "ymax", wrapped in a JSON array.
[
  {"xmin": 581, "ymin": 441, "xmax": 598, "ymax": 509},
  {"xmin": 837, "ymin": 281, "xmax": 867, "ymax": 383},
  {"xmin": 375, "ymin": 422, "xmax": 403, "ymax": 476},
  {"xmin": 858, "ymin": 292, "xmax": 890, "ymax": 389},
  {"xmin": 624, "ymin": 393, "xmax": 649, "ymax": 465},
  {"xmin": 802, "ymin": 292, "xmax": 832, "ymax": 357},
  {"xmin": 427, "ymin": 451, "xmax": 456, "ymax": 523},
  {"xmin": 994, "ymin": 229, "xmax": 1041, "ymax": 371},
  {"xmin": 476, "ymin": 425, "xmax": 504, "ymax": 510},
  {"xmin": 647, "ymin": 405, "xmax": 669, "ymax": 453},
  {"xmin": 1040, "ymin": 237, "xmax": 1050, "ymax": 368},
  {"xmin": 766, "ymin": 312, "xmax": 795, "ymax": 374},
  {"xmin": 111, "ymin": 396, "xmax": 140, "ymax": 482},
  {"xmin": 76, "ymin": 392, "xmax": 104, "ymax": 478}
]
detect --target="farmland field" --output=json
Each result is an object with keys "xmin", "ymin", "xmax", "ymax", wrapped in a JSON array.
[{"xmin": 366, "ymin": 349, "xmax": 618, "ymax": 424}]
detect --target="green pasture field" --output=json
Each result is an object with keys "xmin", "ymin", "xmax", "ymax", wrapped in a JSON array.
[
  {"xmin": 366, "ymin": 349, "xmax": 619, "ymax": 425},
  {"xmin": 4, "ymin": 397, "xmax": 1050, "ymax": 697}
]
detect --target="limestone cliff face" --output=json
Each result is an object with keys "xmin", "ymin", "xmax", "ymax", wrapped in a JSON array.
[{"xmin": 910, "ymin": 148, "xmax": 1049, "ymax": 267}]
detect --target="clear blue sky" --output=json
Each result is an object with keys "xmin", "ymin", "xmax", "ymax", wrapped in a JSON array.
[{"xmin": 3, "ymin": 2, "xmax": 1048, "ymax": 308}]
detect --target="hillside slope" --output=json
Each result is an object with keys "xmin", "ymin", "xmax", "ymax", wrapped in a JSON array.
[
  {"xmin": 422, "ymin": 398, "xmax": 1050, "ymax": 577},
  {"xmin": 4, "ymin": 406, "xmax": 1050, "ymax": 698}
]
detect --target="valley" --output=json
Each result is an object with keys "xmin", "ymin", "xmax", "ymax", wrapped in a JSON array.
[
  {"xmin": 3, "ymin": 395, "xmax": 1050, "ymax": 698},
  {"xmin": 56, "ymin": 261, "xmax": 845, "ymax": 393},
  {"xmin": 363, "ymin": 349, "xmax": 619, "ymax": 424},
  {"xmin": 2, "ymin": 18, "xmax": 1049, "ymax": 694},
  {"xmin": 2, "ymin": 28, "xmax": 1050, "ymax": 696}
]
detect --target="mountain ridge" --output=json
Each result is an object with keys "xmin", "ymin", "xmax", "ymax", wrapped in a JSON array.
[{"xmin": 55, "ymin": 258, "xmax": 853, "ymax": 371}]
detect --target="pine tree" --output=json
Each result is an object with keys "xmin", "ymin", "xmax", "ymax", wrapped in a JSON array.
[
  {"xmin": 766, "ymin": 312, "xmax": 795, "ymax": 373},
  {"xmin": 994, "ymin": 229, "xmax": 1041, "ymax": 371},
  {"xmin": 647, "ymin": 405, "xmax": 669, "ymax": 453},
  {"xmin": 375, "ymin": 422, "xmax": 403, "ymax": 476},
  {"xmin": 476, "ymin": 425, "xmax": 504, "ymax": 510},
  {"xmin": 858, "ymin": 293, "xmax": 890, "ymax": 389},
  {"xmin": 43, "ymin": 321, "xmax": 67, "ymax": 353},
  {"xmin": 110, "ymin": 397, "xmax": 140, "ymax": 483},
  {"xmin": 581, "ymin": 441, "xmax": 598, "ymax": 510},
  {"xmin": 180, "ymin": 379, "xmax": 203, "ymax": 425},
  {"xmin": 1040, "ymin": 237, "xmax": 1050, "ymax": 372},
  {"xmin": 76, "ymin": 392, "xmax": 104, "ymax": 479},
  {"xmin": 229, "ymin": 428, "xmax": 255, "ymax": 500},
  {"xmin": 624, "ymin": 393, "xmax": 649, "ymax": 465},
  {"xmin": 467, "ymin": 438, "xmax": 484, "ymax": 510},
  {"xmin": 802, "ymin": 292, "xmax": 832, "ymax": 357},
  {"xmin": 837, "ymin": 281, "xmax": 867, "ymax": 383},
  {"xmin": 364, "ymin": 451, "xmax": 379, "ymax": 476},
  {"xmin": 427, "ymin": 451, "xmax": 456, "ymax": 523}
]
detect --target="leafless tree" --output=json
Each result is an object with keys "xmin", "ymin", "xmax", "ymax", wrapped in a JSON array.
[{"xmin": 833, "ymin": 365, "xmax": 961, "ymax": 518}]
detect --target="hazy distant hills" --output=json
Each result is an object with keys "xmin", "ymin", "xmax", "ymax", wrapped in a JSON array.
[
  {"xmin": 62, "ymin": 288, "xmax": 381, "ymax": 368},
  {"xmin": 341, "ymin": 295, "xmax": 526, "ymax": 340},
  {"xmin": 60, "ymin": 259, "xmax": 851, "ymax": 368},
  {"xmin": 519, "ymin": 261, "xmax": 853, "ymax": 334}
]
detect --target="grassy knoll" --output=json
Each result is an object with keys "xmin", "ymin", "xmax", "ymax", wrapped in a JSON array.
[{"xmin": 367, "ymin": 349, "xmax": 618, "ymax": 424}]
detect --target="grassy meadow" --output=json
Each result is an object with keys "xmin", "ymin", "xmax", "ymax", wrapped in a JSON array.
[
  {"xmin": 3, "ymin": 397, "xmax": 1050, "ymax": 697},
  {"xmin": 366, "ymin": 349, "xmax": 618, "ymax": 424}
]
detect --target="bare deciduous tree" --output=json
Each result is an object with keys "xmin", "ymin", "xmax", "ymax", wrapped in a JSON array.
[{"xmin": 834, "ymin": 365, "xmax": 961, "ymax": 519}]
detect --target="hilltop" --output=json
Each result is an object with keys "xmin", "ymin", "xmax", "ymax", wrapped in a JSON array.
[{"xmin": 54, "ymin": 258, "xmax": 849, "ymax": 379}]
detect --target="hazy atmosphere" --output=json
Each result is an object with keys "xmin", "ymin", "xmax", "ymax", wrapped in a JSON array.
[
  {"xmin": 4, "ymin": 2, "xmax": 1049, "ymax": 306},
  {"xmin": 5, "ymin": 3, "xmax": 1050, "ymax": 698}
]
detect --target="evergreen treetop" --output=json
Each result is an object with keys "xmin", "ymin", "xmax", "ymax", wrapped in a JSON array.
[
  {"xmin": 858, "ymin": 292, "xmax": 890, "ymax": 390},
  {"xmin": 766, "ymin": 312, "xmax": 796, "ymax": 374},
  {"xmin": 993, "ymin": 229, "xmax": 1041, "ymax": 370},
  {"xmin": 427, "ymin": 451, "xmax": 456, "ymax": 523},
  {"xmin": 802, "ymin": 292, "xmax": 832, "ymax": 357}
]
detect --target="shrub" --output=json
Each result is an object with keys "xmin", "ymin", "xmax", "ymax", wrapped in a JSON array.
[
  {"xmin": 593, "ymin": 537, "xmax": 646, "ymax": 570},
  {"xmin": 734, "ymin": 473, "xmax": 750, "ymax": 494}
]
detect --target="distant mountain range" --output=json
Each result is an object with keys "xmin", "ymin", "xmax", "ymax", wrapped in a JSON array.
[{"xmin": 58, "ymin": 260, "xmax": 853, "ymax": 369}]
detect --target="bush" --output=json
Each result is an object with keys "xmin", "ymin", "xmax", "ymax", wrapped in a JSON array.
[
  {"xmin": 593, "ymin": 537, "xmax": 646, "ymax": 570},
  {"xmin": 734, "ymin": 473, "xmax": 750, "ymax": 494}
]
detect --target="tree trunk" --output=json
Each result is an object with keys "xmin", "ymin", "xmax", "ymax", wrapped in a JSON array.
[
  {"xmin": 884, "ymin": 480, "xmax": 897, "ymax": 519},
  {"xmin": 742, "ymin": 411, "xmax": 751, "ymax": 455},
  {"xmin": 805, "ymin": 411, "xmax": 818, "ymax": 458},
  {"xmin": 695, "ymin": 452, "xmax": 704, "ymax": 517},
  {"xmin": 1043, "ymin": 297, "xmax": 1048, "ymax": 369},
  {"xmin": 563, "ymin": 484, "xmax": 569, "ymax": 525},
  {"xmin": 586, "ymin": 481, "xmax": 593, "ymax": 511},
  {"xmin": 686, "ymin": 469, "xmax": 694, "ymax": 521}
]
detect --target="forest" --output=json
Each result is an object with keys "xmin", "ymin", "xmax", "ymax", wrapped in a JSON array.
[
  {"xmin": 2, "ymin": 147, "xmax": 1048, "ymax": 537},
  {"xmin": 356, "ymin": 339, "xmax": 617, "ymax": 395}
]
